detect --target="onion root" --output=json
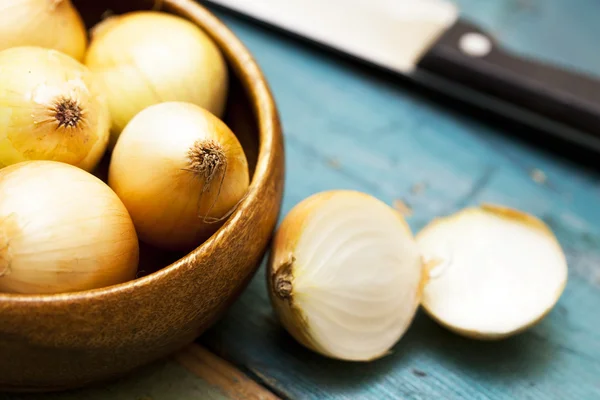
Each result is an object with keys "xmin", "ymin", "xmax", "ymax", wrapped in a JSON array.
[
  {"xmin": 273, "ymin": 257, "xmax": 295, "ymax": 301},
  {"xmin": 51, "ymin": 97, "xmax": 83, "ymax": 129},
  {"xmin": 186, "ymin": 139, "xmax": 229, "ymax": 220},
  {"xmin": 186, "ymin": 139, "xmax": 227, "ymax": 190}
]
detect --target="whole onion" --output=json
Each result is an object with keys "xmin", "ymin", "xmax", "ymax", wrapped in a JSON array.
[
  {"xmin": 0, "ymin": 161, "xmax": 139, "ymax": 294},
  {"xmin": 85, "ymin": 11, "xmax": 229, "ymax": 147}
]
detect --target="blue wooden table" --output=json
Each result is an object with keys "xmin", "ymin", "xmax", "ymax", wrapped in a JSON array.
[
  {"xmin": 5, "ymin": 1, "xmax": 599, "ymax": 399},
  {"xmin": 201, "ymin": 1, "xmax": 600, "ymax": 398}
]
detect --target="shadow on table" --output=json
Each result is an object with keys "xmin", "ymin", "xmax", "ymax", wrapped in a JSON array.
[
  {"xmin": 262, "ymin": 308, "xmax": 557, "ymax": 391},
  {"xmin": 408, "ymin": 314, "xmax": 557, "ymax": 379},
  {"xmin": 201, "ymin": 261, "xmax": 566, "ymax": 397}
]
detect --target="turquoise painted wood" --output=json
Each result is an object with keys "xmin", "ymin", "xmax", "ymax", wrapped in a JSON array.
[{"xmin": 200, "ymin": 1, "xmax": 600, "ymax": 399}]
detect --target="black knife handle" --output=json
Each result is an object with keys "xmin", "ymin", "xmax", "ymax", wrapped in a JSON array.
[{"xmin": 417, "ymin": 19, "xmax": 600, "ymax": 142}]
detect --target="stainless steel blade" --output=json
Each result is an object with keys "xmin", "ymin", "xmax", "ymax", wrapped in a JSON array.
[{"xmin": 207, "ymin": 0, "xmax": 458, "ymax": 73}]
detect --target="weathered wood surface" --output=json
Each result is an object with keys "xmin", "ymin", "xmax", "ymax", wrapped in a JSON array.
[
  {"xmin": 199, "ymin": 1, "xmax": 600, "ymax": 399},
  {"xmin": 175, "ymin": 345, "xmax": 280, "ymax": 400},
  {"xmin": 1, "ymin": 345, "xmax": 278, "ymax": 400},
  {"xmin": 1, "ymin": 350, "xmax": 229, "ymax": 400}
]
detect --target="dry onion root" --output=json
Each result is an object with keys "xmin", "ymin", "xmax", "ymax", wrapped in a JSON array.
[
  {"xmin": 0, "ymin": 161, "xmax": 139, "ymax": 295},
  {"xmin": 108, "ymin": 102, "xmax": 249, "ymax": 251},
  {"xmin": 416, "ymin": 204, "xmax": 568, "ymax": 339},
  {"xmin": 268, "ymin": 190, "xmax": 426, "ymax": 361},
  {"xmin": 85, "ymin": 11, "xmax": 229, "ymax": 147},
  {"xmin": 0, "ymin": 46, "xmax": 111, "ymax": 171},
  {"xmin": 0, "ymin": 0, "xmax": 88, "ymax": 61}
]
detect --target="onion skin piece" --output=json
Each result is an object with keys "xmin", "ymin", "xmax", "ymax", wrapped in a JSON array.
[
  {"xmin": 0, "ymin": 0, "xmax": 88, "ymax": 61},
  {"xmin": 0, "ymin": 161, "xmax": 139, "ymax": 294}
]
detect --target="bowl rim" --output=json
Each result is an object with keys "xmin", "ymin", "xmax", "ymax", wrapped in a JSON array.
[{"xmin": 0, "ymin": 0, "xmax": 281, "ymax": 302}]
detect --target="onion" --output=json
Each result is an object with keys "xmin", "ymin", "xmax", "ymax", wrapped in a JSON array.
[
  {"xmin": 0, "ymin": 161, "xmax": 139, "ymax": 294},
  {"xmin": 108, "ymin": 102, "xmax": 249, "ymax": 251},
  {"xmin": 268, "ymin": 190, "xmax": 569, "ymax": 358},
  {"xmin": 0, "ymin": 0, "xmax": 88, "ymax": 61},
  {"xmin": 85, "ymin": 11, "xmax": 229, "ymax": 148},
  {"xmin": 0, "ymin": 46, "xmax": 111, "ymax": 172},
  {"xmin": 417, "ymin": 204, "xmax": 568, "ymax": 339},
  {"xmin": 268, "ymin": 190, "xmax": 426, "ymax": 361}
]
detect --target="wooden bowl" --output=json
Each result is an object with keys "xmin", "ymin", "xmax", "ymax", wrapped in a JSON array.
[{"xmin": 0, "ymin": 0, "xmax": 284, "ymax": 392}]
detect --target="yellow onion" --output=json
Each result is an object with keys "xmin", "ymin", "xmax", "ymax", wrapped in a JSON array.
[
  {"xmin": 268, "ymin": 190, "xmax": 569, "ymax": 359},
  {"xmin": 268, "ymin": 190, "xmax": 426, "ymax": 361},
  {"xmin": 0, "ymin": 0, "xmax": 87, "ymax": 61},
  {"xmin": 108, "ymin": 102, "xmax": 249, "ymax": 251},
  {"xmin": 417, "ymin": 205, "xmax": 568, "ymax": 339},
  {"xmin": 0, "ymin": 46, "xmax": 111, "ymax": 172},
  {"xmin": 0, "ymin": 161, "xmax": 139, "ymax": 294},
  {"xmin": 85, "ymin": 11, "xmax": 229, "ymax": 147}
]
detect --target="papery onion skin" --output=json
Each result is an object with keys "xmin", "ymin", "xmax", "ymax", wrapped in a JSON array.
[
  {"xmin": 85, "ymin": 11, "xmax": 229, "ymax": 148},
  {"xmin": 108, "ymin": 102, "xmax": 249, "ymax": 251},
  {"xmin": 268, "ymin": 190, "xmax": 426, "ymax": 362},
  {"xmin": 0, "ymin": 0, "xmax": 88, "ymax": 61},
  {"xmin": 0, "ymin": 161, "xmax": 139, "ymax": 295},
  {"xmin": 0, "ymin": 46, "xmax": 111, "ymax": 172}
]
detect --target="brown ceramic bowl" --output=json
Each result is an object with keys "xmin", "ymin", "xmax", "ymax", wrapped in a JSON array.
[{"xmin": 0, "ymin": 0, "xmax": 284, "ymax": 392}]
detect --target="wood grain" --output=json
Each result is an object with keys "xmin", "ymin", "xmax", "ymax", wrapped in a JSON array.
[
  {"xmin": 1, "ymin": 358, "xmax": 230, "ymax": 400},
  {"xmin": 176, "ymin": 345, "xmax": 280, "ymax": 400},
  {"xmin": 198, "ymin": 1, "xmax": 600, "ymax": 399},
  {"xmin": 1, "ymin": 345, "xmax": 279, "ymax": 400}
]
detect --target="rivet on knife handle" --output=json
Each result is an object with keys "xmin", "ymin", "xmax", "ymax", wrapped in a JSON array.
[{"xmin": 417, "ymin": 19, "xmax": 600, "ymax": 144}]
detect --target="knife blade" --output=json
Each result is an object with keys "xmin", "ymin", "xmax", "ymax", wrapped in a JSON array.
[{"xmin": 203, "ymin": 0, "xmax": 600, "ymax": 155}]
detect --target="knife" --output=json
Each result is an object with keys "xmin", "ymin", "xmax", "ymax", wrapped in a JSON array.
[{"xmin": 203, "ymin": 0, "xmax": 600, "ymax": 155}]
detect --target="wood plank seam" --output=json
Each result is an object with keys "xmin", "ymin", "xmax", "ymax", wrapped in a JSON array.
[{"xmin": 175, "ymin": 344, "xmax": 281, "ymax": 400}]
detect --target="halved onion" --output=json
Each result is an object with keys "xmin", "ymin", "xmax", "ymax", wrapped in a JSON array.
[
  {"xmin": 268, "ymin": 190, "xmax": 426, "ymax": 361},
  {"xmin": 417, "ymin": 204, "xmax": 568, "ymax": 339}
]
